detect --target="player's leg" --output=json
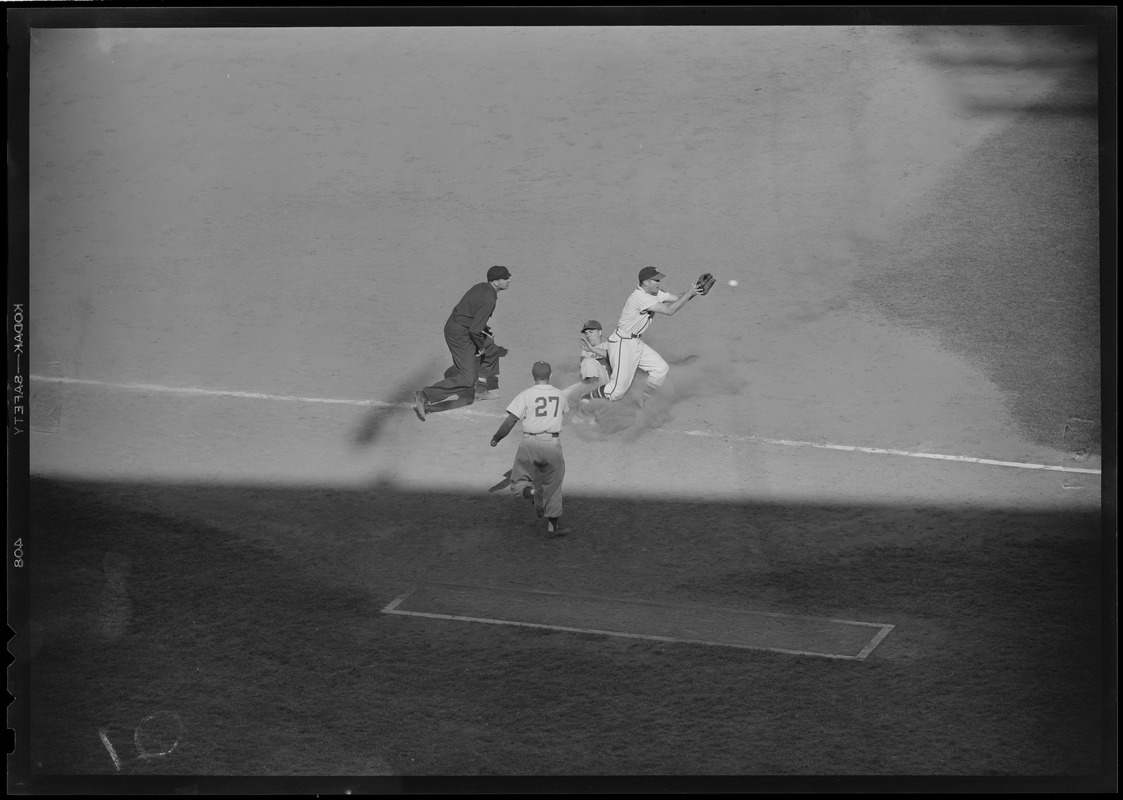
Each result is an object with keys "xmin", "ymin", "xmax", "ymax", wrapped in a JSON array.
[
  {"xmin": 422, "ymin": 327, "xmax": 479, "ymax": 405},
  {"xmin": 635, "ymin": 344, "xmax": 670, "ymax": 406},
  {"xmin": 508, "ymin": 443, "xmax": 538, "ymax": 503},
  {"xmin": 568, "ymin": 357, "xmax": 605, "ymax": 416},
  {"xmin": 476, "ymin": 342, "xmax": 501, "ymax": 395},
  {"xmin": 534, "ymin": 444, "xmax": 565, "ymax": 522},
  {"xmin": 637, "ymin": 344, "xmax": 670, "ymax": 388},
  {"xmin": 590, "ymin": 338, "xmax": 636, "ymax": 401},
  {"xmin": 478, "ymin": 346, "xmax": 500, "ymax": 391},
  {"xmin": 582, "ymin": 340, "xmax": 614, "ymax": 400}
]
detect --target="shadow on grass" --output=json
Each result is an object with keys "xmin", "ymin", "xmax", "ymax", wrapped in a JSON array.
[
  {"xmin": 904, "ymin": 25, "xmax": 1101, "ymax": 118},
  {"xmin": 9, "ymin": 475, "xmax": 1111, "ymax": 789},
  {"xmin": 855, "ymin": 59, "xmax": 1104, "ymax": 455}
]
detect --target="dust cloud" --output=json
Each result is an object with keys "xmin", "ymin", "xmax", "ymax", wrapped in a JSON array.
[{"xmin": 564, "ymin": 342, "xmax": 749, "ymax": 442}]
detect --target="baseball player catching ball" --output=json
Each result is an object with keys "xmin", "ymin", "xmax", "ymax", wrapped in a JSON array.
[
  {"xmin": 583, "ymin": 266, "xmax": 714, "ymax": 407},
  {"xmin": 489, "ymin": 360, "xmax": 570, "ymax": 535}
]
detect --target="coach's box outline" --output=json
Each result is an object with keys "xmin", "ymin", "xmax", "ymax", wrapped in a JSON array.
[{"xmin": 381, "ymin": 582, "xmax": 895, "ymax": 660}]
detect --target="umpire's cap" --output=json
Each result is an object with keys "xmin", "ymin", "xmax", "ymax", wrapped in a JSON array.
[
  {"xmin": 531, "ymin": 361, "xmax": 552, "ymax": 380},
  {"xmin": 581, "ymin": 320, "xmax": 602, "ymax": 332},
  {"xmin": 487, "ymin": 265, "xmax": 512, "ymax": 281}
]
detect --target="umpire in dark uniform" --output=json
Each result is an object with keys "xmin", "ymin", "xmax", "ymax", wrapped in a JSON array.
[{"xmin": 414, "ymin": 265, "xmax": 512, "ymax": 421}]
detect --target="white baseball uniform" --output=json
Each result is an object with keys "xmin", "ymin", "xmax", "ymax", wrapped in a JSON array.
[
  {"xmin": 599, "ymin": 287, "xmax": 672, "ymax": 401},
  {"xmin": 579, "ymin": 344, "xmax": 611, "ymax": 386}
]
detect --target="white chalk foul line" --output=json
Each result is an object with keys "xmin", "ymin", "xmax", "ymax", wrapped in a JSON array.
[
  {"xmin": 33, "ymin": 375, "xmax": 380, "ymax": 407},
  {"xmin": 31, "ymin": 375, "xmax": 1101, "ymax": 475},
  {"xmin": 680, "ymin": 430, "xmax": 1101, "ymax": 474},
  {"xmin": 98, "ymin": 728, "xmax": 121, "ymax": 771}
]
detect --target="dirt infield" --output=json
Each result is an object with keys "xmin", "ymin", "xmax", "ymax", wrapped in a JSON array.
[
  {"xmin": 24, "ymin": 25, "xmax": 1101, "ymax": 480},
  {"xmin": 13, "ymin": 18, "xmax": 1109, "ymax": 784}
]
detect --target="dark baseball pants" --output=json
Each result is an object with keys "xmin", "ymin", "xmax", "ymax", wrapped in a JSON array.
[
  {"xmin": 421, "ymin": 323, "xmax": 479, "ymax": 404},
  {"xmin": 443, "ymin": 342, "xmax": 500, "ymax": 390}
]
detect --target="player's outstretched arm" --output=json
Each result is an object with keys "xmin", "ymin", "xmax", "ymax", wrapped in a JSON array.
[
  {"xmin": 650, "ymin": 283, "xmax": 701, "ymax": 317},
  {"xmin": 490, "ymin": 413, "xmax": 519, "ymax": 446}
]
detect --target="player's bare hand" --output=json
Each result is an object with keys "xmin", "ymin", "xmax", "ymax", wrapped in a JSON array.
[{"xmin": 490, "ymin": 438, "xmax": 499, "ymax": 447}]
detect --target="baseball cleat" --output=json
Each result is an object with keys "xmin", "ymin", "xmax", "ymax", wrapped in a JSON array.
[
  {"xmin": 475, "ymin": 381, "xmax": 500, "ymax": 400},
  {"xmin": 412, "ymin": 391, "xmax": 427, "ymax": 421},
  {"xmin": 546, "ymin": 518, "xmax": 569, "ymax": 536}
]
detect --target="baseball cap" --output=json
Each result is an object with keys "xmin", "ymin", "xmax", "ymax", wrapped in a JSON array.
[
  {"xmin": 531, "ymin": 361, "xmax": 552, "ymax": 379},
  {"xmin": 638, "ymin": 266, "xmax": 665, "ymax": 284},
  {"xmin": 487, "ymin": 265, "xmax": 512, "ymax": 281},
  {"xmin": 580, "ymin": 320, "xmax": 602, "ymax": 332}
]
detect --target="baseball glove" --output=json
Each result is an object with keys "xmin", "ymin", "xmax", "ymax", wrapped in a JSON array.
[
  {"xmin": 695, "ymin": 273, "xmax": 716, "ymax": 296},
  {"xmin": 478, "ymin": 327, "xmax": 508, "ymax": 357}
]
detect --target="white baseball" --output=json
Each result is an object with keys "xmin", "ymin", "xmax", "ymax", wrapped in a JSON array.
[{"xmin": 728, "ymin": 279, "xmax": 738, "ymax": 287}]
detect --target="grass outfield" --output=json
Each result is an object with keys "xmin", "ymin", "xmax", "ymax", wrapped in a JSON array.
[
  {"xmin": 857, "ymin": 68, "xmax": 1102, "ymax": 455},
  {"xmin": 26, "ymin": 477, "xmax": 1103, "ymax": 780}
]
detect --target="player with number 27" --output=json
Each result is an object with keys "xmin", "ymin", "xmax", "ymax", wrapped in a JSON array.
[{"xmin": 489, "ymin": 361, "xmax": 571, "ymax": 536}]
